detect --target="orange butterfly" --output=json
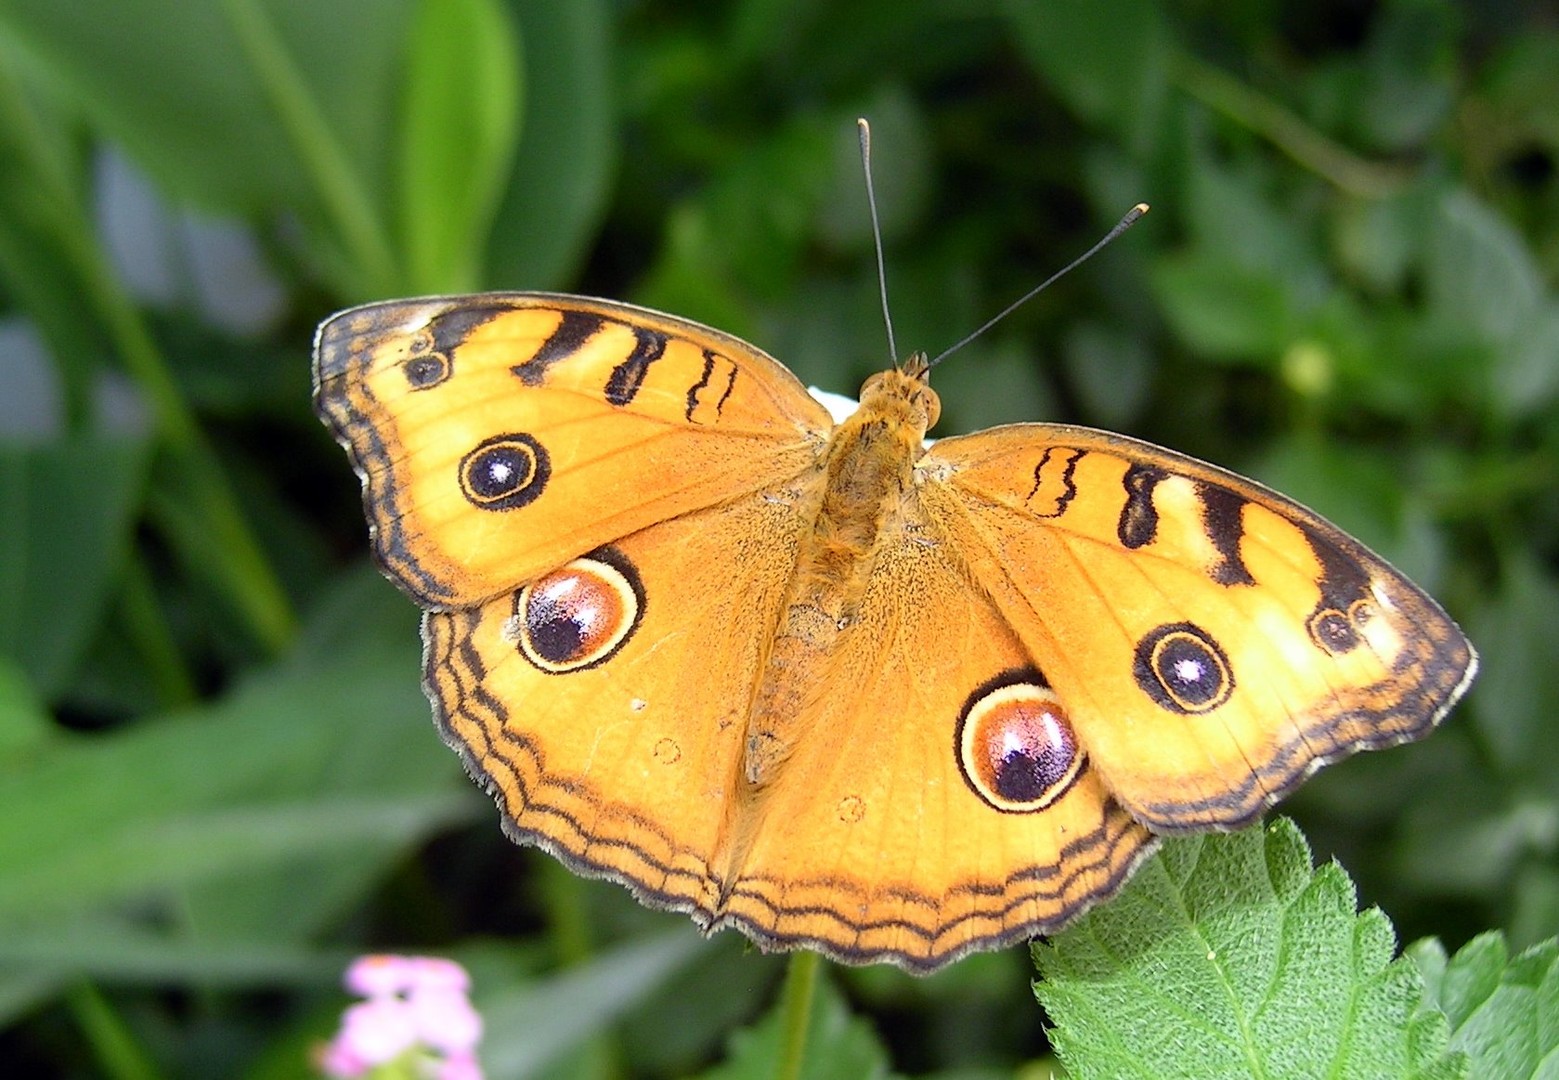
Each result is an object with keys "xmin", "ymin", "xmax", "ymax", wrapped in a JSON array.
[{"xmin": 314, "ymin": 290, "xmax": 1475, "ymax": 972}]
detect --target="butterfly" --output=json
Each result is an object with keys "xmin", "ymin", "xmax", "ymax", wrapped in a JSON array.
[{"xmin": 313, "ymin": 291, "xmax": 1476, "ymax": 973}]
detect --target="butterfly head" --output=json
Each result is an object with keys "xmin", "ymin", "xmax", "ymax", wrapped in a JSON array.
[{"xmin": 858, "ymin": 352, "xmax": 941, "ymax": 433}]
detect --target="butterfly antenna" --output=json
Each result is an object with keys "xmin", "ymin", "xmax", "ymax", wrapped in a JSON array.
[
  {"xmin": 926, "ymin": 202, "xmax": 1149, "ymax": 369},
  {"xmin": 858, "ymin": 118, "xmax": 899, "ymax": 366}
]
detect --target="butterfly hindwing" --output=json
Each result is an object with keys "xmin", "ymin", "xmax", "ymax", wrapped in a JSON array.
[
  {"xmin": 423, "ymin": 491, "xmax": 804, "ymax": 919},
  {"xmin": 718, "ymin": 499, "xmax": 1155, "ymax": 971}
]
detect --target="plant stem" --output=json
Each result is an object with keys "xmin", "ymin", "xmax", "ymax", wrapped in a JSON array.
[
  {"xmin": 219, "ymin": 0, "xmax": 399, "ymax": 297},
  {"xmin": 1173, "ymin": 56, "xmax": 1411, "ymax": 199},
  {"xmin": 0, "ymin": 57, "xmax": 297, "ymax": 655},
  {"xmin": 774, "ymin": 950, "xmax": 821, "ymax": 1080},
  {"xmin": 66, "ymin": 981, "xmax": 168, "ymax": 1080}
]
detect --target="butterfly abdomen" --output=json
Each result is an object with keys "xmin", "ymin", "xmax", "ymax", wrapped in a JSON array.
[{"xmin": 740, "ymin": 370, "xmax": 938, "ymax": 789}]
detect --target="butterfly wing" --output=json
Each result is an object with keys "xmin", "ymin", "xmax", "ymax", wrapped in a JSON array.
[
  {"xmin": 425, "ymin": 471, "xmax": 1154, "ymax": 972},
  {"xmin": 718, "ymin": 504, "xmax": 1155, "ymax": 971},
  {"xmin": 317, "ymin": 290, "xmax": 1475, "ymax": 973},
  {"xmin": 918, "ymin": 423, "xmax": 1477, "ymax": 833},
  {"xmin": 423, "ymin": 491, "xmax": 807, "ymax": 922},
  {"xmin": 314, "ymin": 293, "xmax": 832, "ymax": 608}
]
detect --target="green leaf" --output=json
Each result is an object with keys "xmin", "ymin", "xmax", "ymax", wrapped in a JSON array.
[
  {"xmin": 1181, "ymin": 153, "xmax": 1329, "ymax": 301},
  {"xmin": 0, "ymin": 78, "xmax": 109, "ymax": 427},
  {"xmin": 1427, "ymin": 189, "xmax": 1540, "ymax": 332},
  {"xmin": 637, "ymin": 115, "xmax": 836, "ymax": 320},
  {"xmin": 0, "ymin": 0, "xmax": 414, "ymax": 296},
  {"xmin": 0, "ymin": 916, "xmax": 343, "ymax": 986},
  {"xmin": 1151, "ymin": 251, "xmax": 1295, "ymax": 362},
  {"xmin": 1033, "ymin": 819, "xmax": 1466, "ymax": 1080},
  {"xmin": 813, "ymin": 86, "xmax": 930, "ymax": 256},
  {"xmin": 1064, "ymin": 321, "xmax": 1155, "ymax": 428},
  {"xmin": 483, "ymin": 0, "xmax": 615, "ymax": 289},
  {"xmin": 1002, "ymin": 0, "xmax": 1170, "ymax": 143},
  {"xmin": 0, "ymin": 655, "xmax": 50, "ymax": 759},
  {"xmin": 1354, "ymin": 0, "xmax": 1457, "ymax": 150},
  {"xmin": 0, "ymin": 0, "xmax": 409, "ymax": 213},
  {"xmin": 397, "ymin": 0, "xmax": 522, "ymax": 293},
  {"xmin": 1411, "ymin": 933, "xmax": 1559, "ymax": 1078},
  {"xmin": 0, "ymin": 572, "xmax": 466, "ymax": 929},
  {"xmin": 937, "ymin": 337, "xmax": 1061, "ymax": 434},
  {"xmin": 478, "ymin": 932, "xmax": 708, "ymax": 1079},
  {"xmin": 1466, "ymin": 557, "xmax": 1559, "ymax": 777},
  {"xmin": 0, "ymin": 969, "xmax": 63, "ymax": 1028},
  {"xmin": 696, "ymin": 963, "xmax": 894, "ymax": 1080},
  {"xmin": 0, "ymin": 435, "xmax": 148, "ymax": 699}
]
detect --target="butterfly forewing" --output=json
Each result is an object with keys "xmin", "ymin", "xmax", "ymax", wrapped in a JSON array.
[
  {"xmin": 314, "ymin": 293, "xmax": 832, "ymax": 608},
  {"xmin": 922, "ymin": 423, "xmax": 1477, "ymax": 832}
]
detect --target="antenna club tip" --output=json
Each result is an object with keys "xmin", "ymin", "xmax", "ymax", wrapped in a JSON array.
[{"xmin": 1133, "ymin": 202, "xmax": 1150, "ymax": 215}]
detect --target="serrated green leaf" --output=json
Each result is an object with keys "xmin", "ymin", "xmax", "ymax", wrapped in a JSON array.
[
  {"xmin": 1414, "ymin": 932, "xmax": 1559, "ymax": 1079},
  {"xmin": 1034, "ymin": 819, "xmax": 1465, "ymax": 1080},
  {"xmin": 397, "ymin": 0, "xmax": 522, "ymax": 293}
]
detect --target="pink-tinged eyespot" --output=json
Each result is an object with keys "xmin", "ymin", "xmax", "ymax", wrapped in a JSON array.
[
  {"xmin": 509, "ymin": 549, "xmax": 644, "ymax": 673},
  {"xmin": 956, "ymin": 673, "xmax": 1084, "ymax": 813}
]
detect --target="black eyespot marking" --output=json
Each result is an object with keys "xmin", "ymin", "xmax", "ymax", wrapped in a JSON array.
[
  {"xmin": 1309, "ymin": 609, "xmax": 1358, "ymax": 655},
  {"xmin": 511, "ymin": 548, "xmax": 644, "ymax": 673},
  {"xmin": 1134, "ymin": 622, "xmax": 1234, "ymax": 714},
  {"xmin": 955, "ymin": 669, "xmax": 1084, "ymax": 813},
  {"xmin": 404, "ymin": 352, "xmax": 451, "ymax": 388},
  {"xmin": 459, "ymin": 433, "xmax": 550, "ymax": 511}
]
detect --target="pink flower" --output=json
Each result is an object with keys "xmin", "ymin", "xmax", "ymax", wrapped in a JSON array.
[
  {"xmin": 318, "ymin": 955, "xmax": 484, "ymax": 1079},
  {"xmin": 413, "ymin": 988, "xmax": 482, "ymax": 1053},
  {"xmin": 438, "ymin": 1053, "xmax": 483, "ymax": 1080},
  {"xmin": 344, "ymin": 954, "xmax": 417, "ymax": 999},
  {"xmin": 408, "ymin": 957, "xmax": 470, "ymax": 995}
]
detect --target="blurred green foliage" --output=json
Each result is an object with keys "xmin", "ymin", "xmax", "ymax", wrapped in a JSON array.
[{"xmin": 0, "ymin": 0, "xmax": 1553, "ymax": 1076}]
